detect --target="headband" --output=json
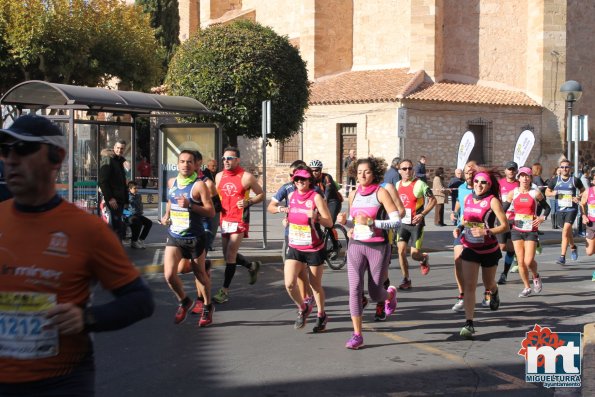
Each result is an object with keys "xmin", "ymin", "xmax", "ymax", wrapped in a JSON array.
[{"xmin": 475, "ymin": 172, "xmax": 492, "ymax": 186}]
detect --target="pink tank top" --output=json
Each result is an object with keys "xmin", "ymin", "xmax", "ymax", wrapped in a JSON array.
[
  {"xmin": 349, "ymin": 185, "xmax": 386, "ymax": 243},
  {"xmin": 499, "ymin": 178, "xmax": 519, "ymax": 220},
  {"xmin": 587, "ymin": 187, "xmax": 595, "ymax": 222},
  {"xmin": 461, "ymin": 194, "xmax": 499, "ymax": 253},
  {"xmin": 287, "ymin": 189, "xmax": 324, "ymax": 251}
]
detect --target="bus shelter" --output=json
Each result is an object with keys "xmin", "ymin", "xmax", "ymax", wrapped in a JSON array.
[{"xmin": 0, "ymin": 80, "xmax": 221, "ymax": 215}]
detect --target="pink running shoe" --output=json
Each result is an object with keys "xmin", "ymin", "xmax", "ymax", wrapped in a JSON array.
[
  {"xmin": 420, "ymin": 255, "xmax": 430, "ymax": 275},
  {"xmin": 345, "ymin": 333, "xmax": 364, "ymax": 350},
  {"xmin": 384, "ymin": 286, "xmax": 397, "ymax": 316}
]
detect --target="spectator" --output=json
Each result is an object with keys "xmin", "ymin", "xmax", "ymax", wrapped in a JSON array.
[
  {"xmin": 413, "ymin": 155, "xmax": 427, "ymax": 183},
  {"xmin": 448, "ymin": 168, "xmax": 464, "ymax": 218},
  {"xmin": 343, "ymin": 149, "xmax": 356, "ymax": 196},
  {"xmin": 127, "ymin": 181, "xmax": 153, "ymax": 249},
  {"xmin": 99, "ymin": 140, "xmax": 129, "ymax": 240},
  {"xmin": 432, "ymin": 167, "xmax": 447, "ymax": 226},
  {"xmin": 207, "ymin": 158, "xmax": 218, "ymax": 175},
  {"xmin": 137, "ymin": 156, "xmax": 152, "ymax": 188},
  {"xmin": 383, "ymin": 156, "xmax": 401, "ymax": 185}
]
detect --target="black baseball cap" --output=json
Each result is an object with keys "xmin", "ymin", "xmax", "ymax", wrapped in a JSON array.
[
  {"xmin": 504, "ymin": 161, "xmax": 518, "ymax": 170},
  {"xmin": 0, "ymin": 115, "xmax": 66, "ymax": 150}
]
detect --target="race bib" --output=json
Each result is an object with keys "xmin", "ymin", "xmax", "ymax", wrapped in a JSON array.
[
  {"xmin": 557, "ymin": 190, "xmax": 573, "ymax": 208},
  {"xmin": 170, "ymin": 208, "xmax": 190, "ymax": 234},
  {"xmin": 288, "ymin": 224, "xmax": 312, "ymax": 246},
  {"xmin": 353, "ymin": 224, "xmax": 374, "ymax": 241},
  {"xmin": 514, "ymin": 213, "xmax": 534, "ymax": 232},
  {"xmin": 0, "ymin": 292, "xmax": 59, "ymax": 360},
  {"xmin": 402, "ymin": 208, "xmax": 413, "ymax": 224},
  {"xmin": 464, "ymin": 222, "xmax": 485, "ymax": 244},
  {"xmin": 221, "ymin": 220, "xmax": 238, "ymax": 233}
]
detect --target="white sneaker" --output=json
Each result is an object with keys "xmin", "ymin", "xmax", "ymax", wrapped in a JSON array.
[
  {"xmin": 518, "ymin": 287, "xmax": 532, "ymax": 298},
  {"xmin": 451, "ymin": 298, "xmax": 464, "ymax": 312},
  {"xmin": 510, "ymin": 264, "xmax": 519, "ymax": 273},
  {"xmin": 139, "ymin": 239, "xmax": 146, "ymax": 249},
  {"xmin": 131, "ymin": 241, "xmax": 143, "ymax": 249},
  {"xmin": 481, "ymin": 291, "xmax": 491, "ymax": 307},
  {"xmin": 532, "ymin": 276, "xmax": 542, "ymax": 294}
]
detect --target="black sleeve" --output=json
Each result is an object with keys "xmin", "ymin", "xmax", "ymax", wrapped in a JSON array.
[
  {"xmin": 537, "ymin": 196, "xmax": 551, "ymax": 218},
  {"xmin": 85, "ymin": 277, "xmax": 154, "ymax": 332},
  {"xmin": 98, "ymin": 163, "xmax": 114, "ymax": 202},
  {"xmin": 547, "ymin": 178, "xmax": 557, "ymax": 190},
  {"xmin": 502, "ymin": 201, "xmax": 511, "ymax": 212},
  {"xmin": 575, "ymin": 178, "xmax": 585, "ymax": 191}
]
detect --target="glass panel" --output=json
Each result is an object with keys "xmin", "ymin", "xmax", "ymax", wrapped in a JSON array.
[
  {"xmin": 99, "ymin": 124, "xmax": 133, "ymax": 180},
  {"xmin": 54, "ymin": 121, "xmax": 70, "ymax": 201},
  {"xmin": 72, "ymin": 124, "xmax": 99, "ymax": 214}
]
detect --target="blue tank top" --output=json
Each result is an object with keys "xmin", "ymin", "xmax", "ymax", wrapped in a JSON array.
[
  {"xmin": 168, "ymin": 180, "xmax": 204, "ymax": 238},
  {"xmin": 554, "ymin": 176, "xmax": 578, "ymax": 212},
  {"xmin": 456, "ymin": 183, "xmax": 473, "ymax": 226}
]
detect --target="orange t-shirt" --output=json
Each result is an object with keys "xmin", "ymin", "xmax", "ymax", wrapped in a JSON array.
[{"xmin": 0, "ymin": 199, "xmax": 140, "ymax": 383}]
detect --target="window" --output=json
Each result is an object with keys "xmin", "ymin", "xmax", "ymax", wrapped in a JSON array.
[
  {"xmin": 277, "ymin": 130, "xmax": 301, "ymax": 164},
  {"xmin": 467, "ymin": 118, "xmax": 492, "ymax": 166}
]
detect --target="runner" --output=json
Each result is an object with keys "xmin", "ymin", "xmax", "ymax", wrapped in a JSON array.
[
  {"xmin": 161, "ymin": 150, "xmax": 215, "ymax": 326},
  {"xmin": 579, "ymin": 172, "xmax": 595, "ymax": 259},
  {"xmin": 546, "ymin": 159, "xmax": 585, "ymax": 265},
  {"xmin": 450, "ymin": 160, "xmax": 476, "ymax": 312},
  {"xmin": 455, "ymin": 168, "xmax": 509, "ymax": 339},
  {"xmin": 338, "ymin": 156, "xmax": 400, "ymax": 350},
  {"xmin": 213, "ymin": 147, "xmax": 265, "ymax": 303},
  {"xmin": 284, "ymin": 165, "xmax": 333, "ymax": 332},
  {"xmin": 395, "ymin": 159, "xmax": 437, "ymax": 290},
  {"xmin": 503, "ymin": 167, "xmax": 550, "ymax": 298},
  {"xmin": 268, "ymin": 160, "xmax": 316, "ymax": 308},
  {"xmin": 496, "ymin": 161, "xmax": 519, "ymax": 287}
]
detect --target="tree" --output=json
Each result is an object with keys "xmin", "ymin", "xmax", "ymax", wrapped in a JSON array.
[
  {"xmin": 0, "ymin": 0, "xmax": 164, "ymax": 95},
  {"xmin": 135, "ymin": 0, "xmax": 180, "ymax": 70},
  {"xmin": 166, "ymin": 20, "xmax": 310, "ymax": 146}
]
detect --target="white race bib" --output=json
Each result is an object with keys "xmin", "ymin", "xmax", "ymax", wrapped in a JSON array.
[
  {"xmin": 402, "ymin": 208, "xmax": 413, "ymax": 224},
  {"xmin": 588, "ymin": 203, "xmax": 595, "ymax": 218},
  {"xmin": 557, "ymin": 190, "xmax": 573, "ymax": 208},
  {"xmin": 221, "ymin": 220, "xmax": 238, "ymax": 233},
  {"xmin": 170, "ymin": 206, "xmax": 190, "ymax": 234},
  {"xmin": 514, "ymin": 214, "xmax": 534, "ymax": 232},
  {"xmin": 464, "ymin": 222, "xmax": 485, "ymax": 244},
  {"xmin": 0, "ymin": 292, "xmax": 59, "ymax": 360},
  {"xmin": 353, "ymin": 224, "xmax": 374, "ymax": 241},
  {"xmin": 288, "ymin": 224, "xmax": 312, "ymax": 246}
]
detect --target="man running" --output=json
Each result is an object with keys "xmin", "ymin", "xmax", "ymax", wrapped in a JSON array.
[
  {"xmin": 546, "ymin": 159, "xmax": 585, "ymax": 265},
  {"xmin": 496, "ymin": 161, "xmax": 519, "ymax": 286},
  {"xmin": 395, "ymin": 159, "xmax": 436, "ymax": 289},
  {"xmin": 213, "ymin": 147, "xmax": 265, "ymax": 303},
  {"xmin": 161, "ymin": 150, "xmax": 215, "ymax": 326}
]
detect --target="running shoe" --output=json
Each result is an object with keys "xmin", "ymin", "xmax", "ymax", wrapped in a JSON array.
[
  {"xmin": 532, "ymin": 276, "xmax": 543, "ymax": 294},
  {"xmin": 451, "ymin": 298, "xmax": 464, "ymax": 312},
  {"xmin": 536, "ymin": 241, "xmax": 542, "ymax": 255},
  {"xmin": 398, "ymin": 277, "xmax": 412, "ymax": 290},
  {"xmin": 460, "ymin": 323, "xmax": 475, "ymax": 339},
  {"xmin": 420, "ymin": 255, "xmax": 430, "ymax": 275},
  {"xmin": 198, "ymin": 305, "xmax": 214, "ymax": 327},
  {"xmin": 481, "ymin": 291, "xmax": 491, "ymax": 307},
  {"xmin": 489, "ymin": 289, "xmax": 500, "ymax": 311},
  {"xmin": 518, "ymin": 287, "xmax": 533, "ymax": 298},
  {"xmin": 174, "ymin": 299, "xmax": 195, "ymax": 324},
  {"xmin": 294, "ymin": 302, "xmax": 313, "ymax": 329},
  {"xmin": 212, "ymin": 288, "xmax": 229, "ymax": 304},
  {"xmin": 384, "ymin": 286, "xmax": 397, "ymax": 316},
  {"xmin": 345, "ymin": 333, "xmax": 364, "ymax": 350},
  {"xmin": 510, "ymin": 264, "xmax": 519, "ymax": 273},
  {"xmin": 361, "ymin": 294, "xmax": 369, "ymax": 310},
  {"xmin": 555, "ymin": 256, "xmax": 566, "ymax": 266},
  {"xmin": 374, "ymin": 302, "xmax": 387, "ymax": 321},
  {"xmin": 191, "ymin": 299, "xmax": 204, "ymax": 315},
  {"xmin": 248, "ymin": 261, "xmax": 261, "ymax": 285},
  {"xmin": 497, "ymin": 273, "xmax": 507, "ymax": 285},
  {"xmin": 131, "ymin": 240, "xmax": 143, "ymax": 249},
  {"xmin": 312, "ymin": 313, "xmax": 328, "ymax": 333},
  {"xmin": 570, "ymin": 248, "xmax": 578, "ymax": 261}
]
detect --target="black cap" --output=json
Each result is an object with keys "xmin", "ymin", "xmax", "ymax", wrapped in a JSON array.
[
  {"xmin": 504, "ymin": 161, "xmax": 518, "ymax": 170},
  {"xmin": 0, "ymin": 115, "xmax": 66, "ymax": 149}
]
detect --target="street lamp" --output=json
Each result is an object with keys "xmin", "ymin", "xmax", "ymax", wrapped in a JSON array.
[{"xmin": 560, "ymin": 80, "xmax": 582, "ymax": 175}]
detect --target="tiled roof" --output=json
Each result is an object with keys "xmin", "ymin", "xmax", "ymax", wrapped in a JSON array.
[
  {"xmin": 309, "ymin": 68, "xmax": 417, "ymax": 105},
  {"xmin": 407, "ymin": 81, "xmax": 540, "ymax": 107},
  {"xmin": 309, "ymin": 69, "xmax": 541, "ymax": 108}
]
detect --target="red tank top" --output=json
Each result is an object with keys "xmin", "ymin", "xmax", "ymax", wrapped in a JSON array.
[
  {"xmin": 511, "ymin": 188, "xmax": 538, "ymax": 232},
  {"xmin": 218, "ymin": 168, "xmax": 248, "ymax": 223},
  {"xmin": 287, "ymin": 189, "xmax": 324, "ymax": 251},
  {"xmin": 397, "ymin": 179, "xmax": 423, "ymax": 225},
  {"xmin": 461, "ymin": 194, "xmax": 499, "ymax": 253},
  {"xmin": 499, "ymin": 178, "xmax": 519, "ymax": 220}
]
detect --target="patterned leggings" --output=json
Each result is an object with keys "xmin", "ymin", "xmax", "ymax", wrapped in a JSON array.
[{"xmin": 347, "ymin": 241, "xmax": 391, "ymax": 316}]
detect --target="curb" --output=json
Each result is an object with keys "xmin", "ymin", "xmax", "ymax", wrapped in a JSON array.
[{"xmin": 583, "ymin": 323, "xmax": 595, "ymax": 396}]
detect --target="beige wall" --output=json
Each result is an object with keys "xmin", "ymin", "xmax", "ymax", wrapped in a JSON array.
[{"xmin": 242, "ymin": 0, "xmax": 303, "ymax": 39}]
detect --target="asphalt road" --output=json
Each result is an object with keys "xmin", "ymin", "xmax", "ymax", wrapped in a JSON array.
[{"xmin": 92, "ymin": 239, "xmax": 593, "ymax": 397}]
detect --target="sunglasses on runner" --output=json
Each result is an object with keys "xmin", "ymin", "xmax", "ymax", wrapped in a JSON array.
[
  {"xmin": 293, "ymin": 177, "xmax": 308, "ymax": 182},
  {"xmin": 559, "ymin": 166, "xmax": 571, "ymax": 169},
  {"xmin": 221, "ymin": 156, "xmax": 238, "ymax": 161},
  {"xmin": 400, "ymin": 167, "xmax": 413, "ymax": 171},
  {"xmin": 473, "ymin": 179, "xmax": 488, "ymax": 185},
  {"xmin": 0, "ymin": 141, "xmax": 43, "ymax": 158}
]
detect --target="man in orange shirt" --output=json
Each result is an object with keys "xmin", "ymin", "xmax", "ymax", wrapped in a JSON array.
[{"xmin": 0, "ymin": 115, "xmax": 154, "ymax": 396}]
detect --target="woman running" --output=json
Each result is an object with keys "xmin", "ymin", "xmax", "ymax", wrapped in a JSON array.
[
  {"xmin": 338, "ymin": 156, "xmax": 400, "ymax": 349},
  {"xmin": 580, "ymin": 172, "xmax": 595, "ymax": 258},
  {"xmin": 504, "ymin": 166, "xmax": 550, "ymax": 298},
  {"xmin": 284, "ymin": 165, "xmax": 333, "ymax": 332},
  {"xmin": 454, "ymin": 168, "xmax": 509, "ymax": 339}
]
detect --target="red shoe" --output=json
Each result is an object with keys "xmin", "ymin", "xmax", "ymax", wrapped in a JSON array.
[
  {"xmin": 198, "ymin": 305, "xmax": 214, "ymax": 327},
  {"xmin": 420, "ymin": 255, "xmax": 430, "ymax": 275},
  {"xmin": 191, "ymin": 300, "xmax": 204, "ymax": 315},
  {"xmin": 398, "ymin": 278, "xmax": 412, "ymax": 290},
  {"xmin": 174, "ymin": 299, "xmax": 195, "ymax": 324}
]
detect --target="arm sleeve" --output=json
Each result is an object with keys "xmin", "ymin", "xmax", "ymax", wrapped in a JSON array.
[
  {"xmin": 538, "ymin": 196, "xmax": 551, "ymax": 218},
  {"xmin": 502, "ymin": 201, "xmax": 511, "ymax": 212}
]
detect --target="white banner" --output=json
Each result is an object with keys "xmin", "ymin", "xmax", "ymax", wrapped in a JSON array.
[
  {"xmin": 513, "ymin": 130, "xmax": 535, "ymax": 167},
  {"xmin": 457, "ymin": 131, "xmax": 475, "ymax": 170}
]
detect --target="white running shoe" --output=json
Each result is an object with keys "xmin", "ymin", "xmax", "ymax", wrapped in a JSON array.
[
  {"xmin": 518, "ymin": 287, "xmax": 532, "ymax": 298},
  {"xmin": 451, "ymin": 298, "xmax": 464, "ymax": 312},
  {"xmin": 532, "ymin": 276, "xmax": 542, "ymax": 294},
  {"xmin": 131, "ymin": 241, "xmax": 143, "ymax": 249}
]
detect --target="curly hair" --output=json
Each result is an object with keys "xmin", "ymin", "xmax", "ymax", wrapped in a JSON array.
[
  {"xmin": 292, "ymin": 164, "xmax": 316, "ymax": 186},
  {"xmin": 347, "ymin": 156, "xmax": 387, "ymax": 184}
]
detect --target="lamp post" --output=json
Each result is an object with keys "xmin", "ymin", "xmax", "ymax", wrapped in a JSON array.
[{"xmin": 560, "ymin": 80, "xmax": 583, "ymax": 176}]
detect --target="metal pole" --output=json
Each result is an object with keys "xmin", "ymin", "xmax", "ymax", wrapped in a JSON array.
[
  {"xmin": 574, "ymin": 113, "xmax": 580, "ymax": 177},
  {"xmin": 261, "ymin": 100, "xmax": 269, "ymax": 249},
  {"xmin": 566, "ymin": 100, "xmax": 572, "ymax": 161}
]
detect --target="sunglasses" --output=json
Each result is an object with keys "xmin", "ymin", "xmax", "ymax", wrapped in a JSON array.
[
  {"xmin": 311, "ymin": 169, "xmax": 321, "ymax": 172},
  {"xmin": 559, "ymin": 166, "xmax": 571, "ymax": 169},
  {"xmin": 221, "ymin": 156, "xmax": 238, "ymax": 161},
  {"xmin": 400, "ymin": 167, "xmax": 413, "ymax": 171},
  {"xmin": 474, "ymin": 179, "xmax": 488, "ymax": 185},
  {"xmin": 0, "ymin": 141, "xmax": 42, "ymax": 158},
  {"xmin": 293, "ymin": 177, "xmax": 308, "ymax": 182}
]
